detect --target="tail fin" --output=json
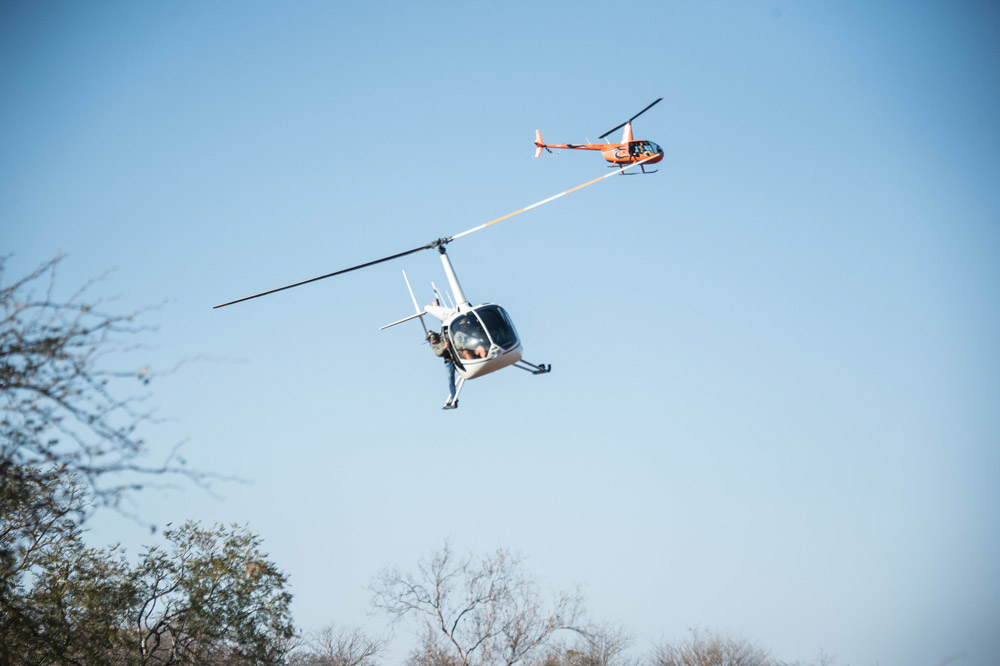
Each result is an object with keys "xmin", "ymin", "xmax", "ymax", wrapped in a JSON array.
[{"xmin": 533, "ymin": 130, "xmax": 544, "ymax": 159}]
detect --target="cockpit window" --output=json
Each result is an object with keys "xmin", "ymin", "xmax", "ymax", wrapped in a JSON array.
[
  {"xmin": 448, "ymin": 306, "xmax": 520, "ymax": 361},
  {"xmin": 449, "ymin": 313, "xmax": 489, "ymax": 360},
  {"xmin": 476, "ymin": 305, "xmax": 519, "ymax": 349},
  {"xmin": 630, "ymin": 141, "xmax": 661, "ymax": 157}
]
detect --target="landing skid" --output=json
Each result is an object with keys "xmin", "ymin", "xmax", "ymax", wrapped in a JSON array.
[
  {"xmin": 614, "ymin": 164, "xmax": 657, "ymax": 175},
  {"xmin": 514, "ymin": 360, "xmax": 551, "ymax": 375},
  {"xmin": 441, "ymin": 364, "xmax": 549, "ymax": 411}
]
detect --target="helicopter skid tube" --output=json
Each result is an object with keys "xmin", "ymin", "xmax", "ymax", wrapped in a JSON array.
[{"xmin": 513, "ymin": 360, "xmax": 551, "ymax": 375}]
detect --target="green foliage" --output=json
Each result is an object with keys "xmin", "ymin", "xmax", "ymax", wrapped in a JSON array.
[
  {"xmin": 0, "ymin": 464, "xmax": 138, "ymax": 664},
  {"xmin": 133, "ymin": 521, "xmax": 296, "ymax": 665},
  {"xmin": 0, "ymin": 471, "xmax": 294, "ymax": 665}
]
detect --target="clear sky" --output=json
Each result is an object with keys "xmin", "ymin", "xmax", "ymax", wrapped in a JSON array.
[{"xmin": 2, "ymin": 2, "xmax": 999, "ymax": 665}]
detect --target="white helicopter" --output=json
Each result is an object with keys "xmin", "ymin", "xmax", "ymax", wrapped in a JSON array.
[
  {"xmin": 214, "ymin": 157, "xmax": 656, "ymax": 408},
  {"xmin": 377, "ymin": 241, "xmax": 550, "ymax": 409}
]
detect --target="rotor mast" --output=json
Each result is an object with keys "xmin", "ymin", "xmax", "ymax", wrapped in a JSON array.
[{"xmin": 437, "ymin": 244, "xmax": 471, "ymax": 312}]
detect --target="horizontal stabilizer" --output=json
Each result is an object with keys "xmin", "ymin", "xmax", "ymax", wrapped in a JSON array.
[{"xmin": 379, "ymin": 311, "xmax": 426, "ymax": 331}]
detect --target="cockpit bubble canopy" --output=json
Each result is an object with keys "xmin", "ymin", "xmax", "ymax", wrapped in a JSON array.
[{"xmin": 448, "ymin": 305, "xmax": 519, "ymax": 360}]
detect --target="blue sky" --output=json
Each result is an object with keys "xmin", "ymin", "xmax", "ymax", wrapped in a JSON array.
[{"xmin": 2, "ymin": 2, "xmax": 999, "ymax": 665}]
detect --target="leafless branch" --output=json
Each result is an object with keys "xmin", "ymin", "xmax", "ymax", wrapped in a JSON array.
[{"xmin": 371, "ymin": 542, "xmax": 583, "ymax": 666}]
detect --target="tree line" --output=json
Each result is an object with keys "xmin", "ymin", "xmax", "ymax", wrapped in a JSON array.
[{"xmin": 1, "ymin": 257, "xmax": 838, "ymax": 666}]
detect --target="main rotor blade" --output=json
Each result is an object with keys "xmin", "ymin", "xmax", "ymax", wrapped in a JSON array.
[
  {"xmin": 598, "ymin": 125, "xmax": 625, "ymax": 140},
  {"xmin": 447, "ymin": 156, "xmax": 656, "ymax": 242},
  {"xmin": 215, "ymin": 157, "xmax": 655, "ymax": 309},
  {"xmin": 599, "ymin": 97, "xmax": 663, "ymax": 139},
  {"xmin": 628, "ymin": 97, "xmax": 663, "ymax": 123},
  {"xmin": 213, "ymin": 242, "xmax": 435, "ymax": 309}
]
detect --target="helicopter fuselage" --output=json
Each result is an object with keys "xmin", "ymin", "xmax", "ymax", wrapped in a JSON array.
[
  {"xmin": 536, "ymin": 134, "xmax": 663, "ymax": 167},
  {"xmin": 604, "ymin": 140, "xmax": 664, "ymax": 165},
  {"xmin": 440, "ymin": 304, "xmax": 523, "ymax": 380},
  {"xmin": 533, "ymin": 98, "xmax": 664, "ymax": 169}
]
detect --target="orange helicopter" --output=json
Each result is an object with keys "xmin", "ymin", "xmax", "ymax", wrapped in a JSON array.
[{"xmin": 534, "ymin": 97, "xmax": 663, "ymax": 173}]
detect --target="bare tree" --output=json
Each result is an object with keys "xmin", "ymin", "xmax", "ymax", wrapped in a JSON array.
[
  {"xmin": 404, "ymin": 626, "xmax": 463, "ymax": 666},
  {"xmin": 538, "ymin": 624, "xmax": 636, "ymax": 666},
  {"xmin": 288, "ymin": 624, "xmax": 384, "ymax": 666},
  {"xmin": 1, "ymin": 255, "xmax": 201, "ymax": 510},
  {"xmin": 649, "ymin": 629, "xmax": 785, "ymax": 666},
  {"xmin": 371, "ymin": 542, "xmax": 583, "ymax": 666}
]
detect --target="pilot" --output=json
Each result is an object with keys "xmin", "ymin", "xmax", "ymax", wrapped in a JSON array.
[{"xmin": 427, "ymin": 331, "xmax": 458, "ymax": 409}]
